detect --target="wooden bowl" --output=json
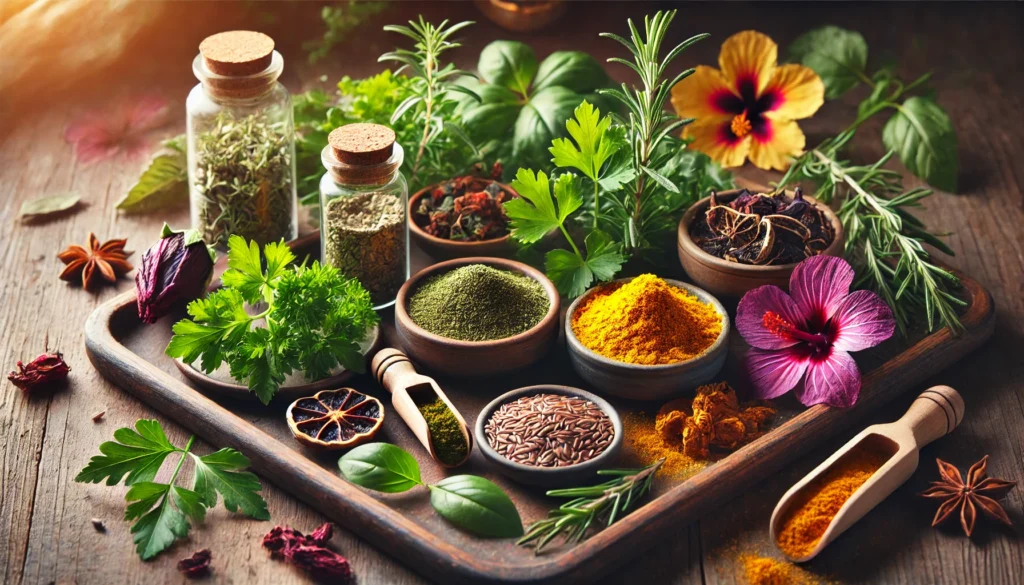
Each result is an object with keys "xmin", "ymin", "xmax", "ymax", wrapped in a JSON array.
[
  {"xmin": 408, "ymin": 180, "xmax": 516, "ymax": 260},
  {"xmin": 565, "ymin": 278, "xmax": 729, "ymax": 401},
  {"xmin": 677, "ymin": 189, "xmax": 845, "ymax": 298},
  {"xmin": 395, "ymin": 257, "xmax": 560, "ymax": 377},
  {"xmin": 474, "ymin": 385, "xmax": 623, "ymax": 488}
]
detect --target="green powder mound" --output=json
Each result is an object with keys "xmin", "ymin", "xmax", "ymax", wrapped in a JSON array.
[
  {"xmin": 418, "ymin": 398, "xmax": 469, "ymax": 466},
  {"xmin": 408, "ymin": 264, "xmax": 550, "ymax": 341}
]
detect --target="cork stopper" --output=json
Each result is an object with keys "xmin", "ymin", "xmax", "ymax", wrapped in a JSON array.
[
  {"xmin": 329, "ymin": 124, "xmax": 396, "ymax": 165},
  {"xmin": 199, "ymin": 31, "xmax": 275, "ymax": 76}
]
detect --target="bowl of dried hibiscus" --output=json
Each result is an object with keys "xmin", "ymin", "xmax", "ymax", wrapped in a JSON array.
[
  {"xmin": 677, "ymin": 188, "xmax": 844, "ymax": 298},
  {"xmin": 409, "ymin": 172, "xmax": 517, "ymax": 260}
]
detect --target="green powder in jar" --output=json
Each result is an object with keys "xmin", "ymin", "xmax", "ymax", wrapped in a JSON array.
[{"xmin": 407, "ymin": 264, "xmax": 549, "ymax": 341}]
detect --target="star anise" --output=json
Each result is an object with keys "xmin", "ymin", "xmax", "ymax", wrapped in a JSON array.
[
  {"xmin": 919, "ymin": 456, "xmax": 1016, "ymax": 537},
  {"xmin": 58, "ymin": 233, "xmax": 133, "ymax": 291}
]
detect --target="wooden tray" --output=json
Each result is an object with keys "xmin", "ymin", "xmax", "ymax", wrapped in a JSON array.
[{"xmin": 84, "ymin": 233, "xmax": 994, "ymax": 585}]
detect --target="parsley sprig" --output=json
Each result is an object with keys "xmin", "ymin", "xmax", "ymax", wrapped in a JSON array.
[
  {"xmin": 75, "ymin": 419, "xmax": 270, "ymax": 560},
  {"xmin": 166, "ymin": 236, "xmax": 379, "ymax": 404}
]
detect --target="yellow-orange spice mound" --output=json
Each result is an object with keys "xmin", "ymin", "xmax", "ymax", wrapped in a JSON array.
[
  {"xmin": 571, "ymin": 274, "xmax": 722, "ymax": 365},
  {"xmin": 740, "ymin": 554, "xmax": 824, "ymax": 585},
  {"xmin": 622, "ymin": 412, "xmax": 706, "ymax": 479},
  {"xmin": 775, "ymin": 444, "xmax": 890, "ymax": 558}
]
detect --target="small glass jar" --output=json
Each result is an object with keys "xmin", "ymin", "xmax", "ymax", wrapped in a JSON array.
[
  {"xmin": 186, "ymin": 31, "xmax": 298, "ymax": 249},
  {"xmin": 320, "ymin": 124, "xmax": 409, "ymax": 310}
]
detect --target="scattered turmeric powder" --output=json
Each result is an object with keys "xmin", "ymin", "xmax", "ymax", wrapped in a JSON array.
[
  {"xmin": 622, "ymin": 412, "xmax": 706, "ymax": 479},
  {"xmin": 740, "ymin": 554, "xmax": 824, "ymax": 585},
  {"xmin": 656, "ymin": 382, "xmax": 775, "ymax": 459},
  {"xmin": 775, "ymin": 441, "xmax": 891, "ymax": 559},
  {"xmin": 571, "ymin": 274, "xmax": 722, "ymax": 365}
]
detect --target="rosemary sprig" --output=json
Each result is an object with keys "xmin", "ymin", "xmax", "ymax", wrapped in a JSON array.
[
  {"xmin": 599, "ymin": 11, "xmax": 708, "ymax": 253},
  {"xmin": 779, "ymin": 132, "xmax": 965, "ymax": 336},
  {"xmin": 380, "ymin": 17, "xmax": 477, "ymax": 185},
  {"xmin": 518, "ymin": 458, "xmax": 664, "ymax": 554}
]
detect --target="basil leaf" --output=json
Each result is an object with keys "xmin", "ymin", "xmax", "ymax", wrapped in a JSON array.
[
  {"xmin": 457, "ymin": 81, "xmax": 521, "ymax": 142},
  {"xmin": 428, "ymin": 475, "xmax": 523, "ymax": 538},
  {"xmin": 882, "ymin": 96, "xmax": 958, "ymax": 193},
  {"xmin": 534, "ymin": 51, "xmax": 610, "ymax": 93},
  {"xmin": 339, "ymin": 443, "xmax": 422, "ymax": 493},
  {"xmin": 478, "ymin": 40, "xmax": 537, "ymax": 96},
  {"xmin": 514, "ymin": 86, "xmax": 585, "ymax": 170},
  {"xmin": 18, "ymin": 192, "xmax": 81, "ymax": 220},
  {"xmin": 788, "ymin": 26, "xmax": 868, "ymax": 99}
]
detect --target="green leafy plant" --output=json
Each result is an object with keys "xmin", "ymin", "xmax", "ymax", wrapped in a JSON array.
[
  {"xmin": 503, "ymin": 13, "xmax": 729, "ymax": 297},
  {"xmin": 380, "ymin": 17, "xmax": 480, "ymax": 187},
  {"xmin": 518, "ymin": 459, "xmax": 663, "ymax": 553},
  {"xmin": 788, "ymin": 26, "xmax": 958, "ymax": 192},
  {"xmin": 456, "ymin": 40, "xmax": 613, "ymax": 174},
  {"xmin": 75, "ymin": 420, "xmax": 269, "ymax": 560},
  {"xmin": 165, "ymin": 236, "xmax": 378, "ymax": 404},
  {"xmin": 780, "ymin": 26, "xmax": 963, "ymax": 334},
  {"xmin": 339, "ymin": 443, "xmax": 522, "ymax": 538},
  {"xmin": 304, "ymin": 1, "xmax": 389, "ymax": 64}
]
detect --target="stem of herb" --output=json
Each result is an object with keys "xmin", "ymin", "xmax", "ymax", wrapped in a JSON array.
[{"xmin": 169, "ymin": 435, "xmax": 196, "ymax": 485}]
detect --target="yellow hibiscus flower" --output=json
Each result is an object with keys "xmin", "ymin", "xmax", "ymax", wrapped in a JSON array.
[{"xmin": 671, "ymin": 31, "xmax": 824, "ymax": 171}]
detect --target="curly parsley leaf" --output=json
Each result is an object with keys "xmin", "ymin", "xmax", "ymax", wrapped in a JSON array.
[
  {"xmin": 74, "ymin": 420, "xmax": 179, "ymax": 486},
  {"xmin": 167, "ymin": 238, "xmax": 377, "ymax": 404},
  {"xmin": 76, "ymin": 421, "xmax": 269, "ymax": 560}
]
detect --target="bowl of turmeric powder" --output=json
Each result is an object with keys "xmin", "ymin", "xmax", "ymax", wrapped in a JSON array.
[{"xmin": 565, "ymin": 275, "xmax": 729, "ymax": 400}]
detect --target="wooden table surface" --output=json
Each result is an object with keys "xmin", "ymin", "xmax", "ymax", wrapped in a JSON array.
[{"xmin": 2, "ymin": 2, "xmax": 1021, "ymax": 584}]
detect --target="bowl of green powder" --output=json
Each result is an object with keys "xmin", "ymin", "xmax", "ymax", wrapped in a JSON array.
[{"xmin": 395, "ymin": 258, "xmax": 559, "ymax": 377}]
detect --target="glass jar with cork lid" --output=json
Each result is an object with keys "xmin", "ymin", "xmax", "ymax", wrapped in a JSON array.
[
  {"xmin": 186, "ymin": 30, "xmax": 298, "ymax": 249},
  {"xmin": 320, "ymin": 123, "xmax": 409, "ymax": 310}
]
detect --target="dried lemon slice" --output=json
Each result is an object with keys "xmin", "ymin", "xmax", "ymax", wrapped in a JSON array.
[{"xmin": 286, "ymin": 388, "xmax": 384, "ymax": 450}]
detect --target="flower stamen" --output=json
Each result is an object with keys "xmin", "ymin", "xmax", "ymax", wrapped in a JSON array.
[
  {"xmin": 762, "ymin": 311, "xmax": 829, "ymax": 347},
  {"xmin": 730, "ymin": 111, "xmax": 752, "ymax": 138}
]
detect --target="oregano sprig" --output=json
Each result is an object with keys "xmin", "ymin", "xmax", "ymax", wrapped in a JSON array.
[{"xmin": 75, "ymin": 419, "xmax": 270, "ymax": 560}]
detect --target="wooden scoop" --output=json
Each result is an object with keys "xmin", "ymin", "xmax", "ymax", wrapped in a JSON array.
[
  {"xmin": 770, "ymin": 385, "xmax": 964, "ymax": 562},
  {"xmin": 371, "ymin": 348, "xmax": 473, "ymax": 468}
]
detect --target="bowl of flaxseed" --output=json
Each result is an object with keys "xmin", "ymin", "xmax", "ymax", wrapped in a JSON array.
[{"xmin": 475, "ymin": 385, "xmax": 622, "ymax": 487}]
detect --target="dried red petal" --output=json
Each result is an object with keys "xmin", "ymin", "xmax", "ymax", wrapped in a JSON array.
[
  {"xmin": 136, "ymin": 228, "xmax": 214, "ymax": 324},
  {"xmin": 8, "ymin": 351, "xmax": 70, "ymax": 392},
  {"xmin": 177, "ymin": 549, "xmax": 212, "ymax": 578},
  {"xmin": 287, "ymin": 545, "xmax": 352, "ymax": 580},
  {"xmin": 262, "ymin": 525, "xmax": 307, "ymax": 558},
  {"xmin": 310, "ymin": 523, "xmax": 333, "ymax": 546}
]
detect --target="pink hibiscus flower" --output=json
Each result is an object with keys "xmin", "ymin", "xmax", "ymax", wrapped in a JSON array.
[
  {"xmin": 64, "ymin": 95, "xmax": 169, "ymax": 164},
  {"xmin": 736, "ymin": 255, "xmax": 896, "ymax": 408}
]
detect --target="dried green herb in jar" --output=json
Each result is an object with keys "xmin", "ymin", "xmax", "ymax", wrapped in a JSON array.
[
  {"xmin": 323, "ymin": 191, "xmax": 405, "ymax": 307},
  {"xmin": 408, "ymin": 264, "xmax": 549, "ymax": 341},
  {"xmin": 418, "ymin": 397, "xmax": 468, "ymax": 466},
  {"xmin": 192, "ymin": 112, "xmax": 296, "ymax": 247}
]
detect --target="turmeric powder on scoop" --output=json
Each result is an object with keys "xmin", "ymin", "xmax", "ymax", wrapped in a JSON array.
[
  {"xmin": 571, "ymin": 274, "xmax": 722, "ymax": 365},
  {"xmin": 775, "ymin": 443, "xmax": 890, "ymax": 558}
]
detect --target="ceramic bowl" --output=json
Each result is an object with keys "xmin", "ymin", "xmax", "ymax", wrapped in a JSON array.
[
  {"xmin": 565, "ymin": 278, "xmax": 729, "ymax": 401},
  {"xmin": 677, "ymin": 189, "xmax": 845, "ymax": 298},
  {"xmin": 394, "ymin": 257, "xmax": 560, "ymax": 377},
  {"xmin": 408, "ymin": 180, "xmax": 516, "ymax": 260},
  {"xmin": 474, "ymin": 385, "xmax": 623, "ymax": 487}
]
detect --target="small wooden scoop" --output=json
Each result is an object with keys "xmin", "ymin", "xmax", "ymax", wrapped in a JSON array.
[
  {"xmin": 371, "ymin": 348, "xmax": 473, "ymax": 468},
  {"xmin": 770, "ymin": 385, "xmax": 964, "ymax": 562}
]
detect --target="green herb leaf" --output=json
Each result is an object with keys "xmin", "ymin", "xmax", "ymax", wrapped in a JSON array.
[
  {"xmin": 513, "ymin": 86, "xmax": 589, "ymax": 169},
  {"xmin": 533, "ymin": 51, "xmax": 610, "ymax": 94},
  {"xmin": 550, "ymin": 100, "xmax": 621, "ymax": 183},
  {"xmin": 117, "ymin": 135, "xmax": 188, "ymax": 214},
  {"xmin": 545, "ymin": 230, "xmax": 624, "ymax": 297},
  {"xmin": 478, "ymin": 40, "xmax": 537, "ymax": 96},
  {"xmin": 190, "ymin": 448, "xmax": 270, "ymax": 519},
  {"xmin": 18, "ymin": 192, "xmax": 81, "ymax": 220},
  {"xmin": 787, "ymin": 26, "xmax": 868, "ymax": 99},
  {"xmin": 74, "ymin": 420, "xmax": 179, "ymax": 486},
  {"xmin": 128, "ymin": 485, "xmax": 190, "ymax": 560},
  {"xmin": 882, "ymin": 96, "xmax": 958, "ymax": 192},
  {"xmin": 171, "ymin": 485, "xmax": 207, "ymax": 524},
  {"xmin": 339, "ymin": 443, "xmax": 423, "ymax": 493},
  {"xmin": 428, "ymin": 475, "xmax": 523, "ymax": 538},
  {"xmin": 505, "ymin": 169, "xmax": 563, "ymax": 243}
]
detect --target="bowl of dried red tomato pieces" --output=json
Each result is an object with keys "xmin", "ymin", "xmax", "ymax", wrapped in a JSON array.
[{"xmin": 409, "ymin": 172, "xmax": 517, "ymax": 260}]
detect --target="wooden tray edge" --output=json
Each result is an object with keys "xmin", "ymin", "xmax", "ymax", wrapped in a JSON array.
[{"xmin": 83, "ymin": 268, "xmax": 995, "ymax": 585}]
